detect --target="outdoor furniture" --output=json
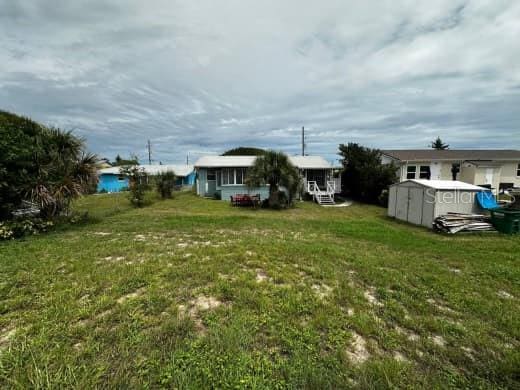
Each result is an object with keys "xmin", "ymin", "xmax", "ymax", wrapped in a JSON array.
[
  {"xmin": 476, "ymin": 191, "xmax": 500, "ymax": 210},
  {"xmin": 230, "ymin": 194, "xmax": 260, "ymax": 208}
]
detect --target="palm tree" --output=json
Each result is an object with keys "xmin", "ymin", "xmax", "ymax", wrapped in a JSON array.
[
  {"xmin": 245, "ymin": 150, "xmax": 301, "ymax": 208},
  {"xmin": 30, "ymin": 128, "xmax": 98, "ymax": 217}
]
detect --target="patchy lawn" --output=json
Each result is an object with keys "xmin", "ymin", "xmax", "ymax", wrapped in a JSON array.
[{"xmin": 0, "ymin": 192, "xmax": 518, "ymax": 388}]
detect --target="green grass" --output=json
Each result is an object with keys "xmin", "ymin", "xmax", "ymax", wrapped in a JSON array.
[{"xmin": 0, "ymin": 192, "xmax": 519, "ymax": 389}]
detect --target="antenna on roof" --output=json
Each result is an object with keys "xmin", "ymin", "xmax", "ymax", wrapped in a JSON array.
[
  {"xmin": 301, "ymin": 126, "xmax": 306, "ymax": 156},
  {"xmin": 147, "ymin": 139, "xmax": 152, "ymax": 165}
]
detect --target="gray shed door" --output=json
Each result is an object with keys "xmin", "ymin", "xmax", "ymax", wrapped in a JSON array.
[
  {"xmin": 395, "ymin": 187, "xmax": 409, "ymax": 221},
  {"xmin": 408, "ymin": 188, "xmax": 424, "ymax": 225}
]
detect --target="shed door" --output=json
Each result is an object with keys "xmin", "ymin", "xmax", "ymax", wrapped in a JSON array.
[
  {"xmin": 408, "ymin": 188, "xmax": 424, "ymax": 225},
  {"xmin": 395, "ymin": 187, "xmax": 409, "ymax": 221}
]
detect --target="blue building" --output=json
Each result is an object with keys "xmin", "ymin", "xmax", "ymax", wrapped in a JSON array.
[{"xmin": 97, "ymin": 165, "xmax": 196, "ymax": 193}]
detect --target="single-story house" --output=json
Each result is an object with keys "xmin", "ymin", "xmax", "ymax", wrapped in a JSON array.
[
  {"xmin": 381, "ymin": 149, "xmax": 520, "ymax": 192},
  {"xmin": 193, "ymin": 155, "xmax": 339, "ymax": 201},
  {"xmin": 97, "ymin": 164, "xmax": 196, "ymax": 193}
]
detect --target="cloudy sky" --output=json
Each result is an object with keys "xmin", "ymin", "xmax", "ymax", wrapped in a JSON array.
[{"xmin": 1, "ymin": 0, "xmax": 519, "ymax": 164}]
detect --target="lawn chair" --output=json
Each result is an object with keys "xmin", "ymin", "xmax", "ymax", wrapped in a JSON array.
[{"xmin": 476, "ymin": 191, "xmax": 500, "ymax": 210}]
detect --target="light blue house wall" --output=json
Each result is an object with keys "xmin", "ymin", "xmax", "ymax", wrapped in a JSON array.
[
  {"xmin": 176, "ymin": 171, "xmax": 196, "ymax": 187},
  {"xmin": 196, "ymin": 167, "xmax": 270, "ymax": 200},
  {"xmin": 97, "ymin": 174, "xmax": 129, "ymax": 192}
]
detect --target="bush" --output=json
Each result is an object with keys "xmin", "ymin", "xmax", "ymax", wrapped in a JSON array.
[
  {"xmin": 0, "ymin": 218, "xmax": 54, "ymax": 240},
  {"xmin": 338, "ymin": 143, "xmax": 397, "ymax": 204},
  {"xmin": 0, "ymin": 110, "xmax": 98, "ymax": 219},
  {"xmin": 155, "ymin": 170, "xmax": 176, "ymax": 199},
  {"xmin": 378, "ymin": 189, "xmax": 389, "ymax": 207},
  {"xmin": 120, "ymin": 165, "xmax": 149, "ymax": 207}
]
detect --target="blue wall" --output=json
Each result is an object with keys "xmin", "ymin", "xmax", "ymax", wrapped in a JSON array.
[
  {"xmin": 175, "ymin": 172, "xmax": 196, "ymax": 187},
  {"xmin": 97, "ymin": 174, "xmax": 129, "ymax": 193}
]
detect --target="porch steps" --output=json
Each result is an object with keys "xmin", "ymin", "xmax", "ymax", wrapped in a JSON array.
[
  {"xmin": 316, "ymin": 193, "xmax": 335, "ymax": 205},
  {"xmin": 307, "ymin": 181, "xmax": 336, "ymax": 206}
]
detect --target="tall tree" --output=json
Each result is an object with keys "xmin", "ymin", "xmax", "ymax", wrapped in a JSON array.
[
  {"xmin": 0, "ymin": 110, "xmax": 98, "ymax": 219},
  {"xmin": 222, "ymin": 147, "xmax": 266, "ymax": 156},
  {"xmin": 338, "ymin": 143, "xmax": 397, "ymax": 204},
  {"xmin": 245, "ymin": 150, "xmax": 301, "ymax": 208},
  {"xmin": 430, "ymin": 137, "xmax": 449, "ymax": 150}
]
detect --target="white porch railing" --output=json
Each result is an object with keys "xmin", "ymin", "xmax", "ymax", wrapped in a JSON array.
[{"xmin": 307, "ymin": 181, "xmax": 336, "ymax": 205}]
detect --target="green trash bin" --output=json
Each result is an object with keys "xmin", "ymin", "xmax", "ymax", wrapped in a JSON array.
[{"xmin": 490, "ymin": 208, "xmax": 520, "ymax": 234}]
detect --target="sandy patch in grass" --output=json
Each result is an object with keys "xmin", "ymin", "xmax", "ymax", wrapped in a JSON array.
[
  {"xmin": 395, "ymin": 325, "xmax": 420, "ymax": 341},
  {"xmin": 178, "ymin": 295, "xmax": 225, "ymax": 334},
  {"xmin": 461, "ymin": 346, "xmax": 476, "ymax": 360},
  {"xmin": 256, "ymin": 269, "xmax": 272, "ymax": 283},
  {"xmin": 393, "ymin": 351, "xmax": 408, "ymax": 362},
  {"xmin": 93, "ymin": 232, "xmax": 111, "ymax": 236},
  {"xmin": 497, "ymin": 290, "xmax": 513, "ymax": 299},
  {"xmin": 0, "ymin": 328, "xmax": 16, "ymax": 350},
  {"xmin": 117, "ymin": 287, "xmax": 146, "ymax": 304},
  {"xmin": 364, "ymin": 287, "xmax": 383, "ymax": 307},
  {"xmin": 312, "ymin": 283, "xmax": 332, "ymax": 300},
  {"xmin": 183, "ymin": 253, "xmax": 193, "ymax": 258},
  {"xmin": 134, "ymin": 234, "xmax": 146, "ymax": 241},
  {"xmin": 449, "ymin": 268, "xmax": 462, "ymax": 274},
  {"xmin": 346, "ymin": 332, "xmax": 370, "ymax": 364},
  {"xmin": 426, "ymin": 298, "xmax": 456, "ymax": 314},
  {"xmin": 430, "ymin": 335, "xmax": 446, "ymax": 347}
]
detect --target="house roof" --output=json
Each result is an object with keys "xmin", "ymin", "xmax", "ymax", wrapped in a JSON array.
[
  {"xmin": 392, "ymin": 179, "xmax": 487, "ymax": 191},
  {"xmin": 382, "ymin": 149, "xmax": 520, "ymax": 162},
  {"xmin": 193, "ymin": 155, "xmax": 332, "ymax": 169},
  {"xmin": 98, "ymin": 164, "xmax": 194, "ymax": 177}
]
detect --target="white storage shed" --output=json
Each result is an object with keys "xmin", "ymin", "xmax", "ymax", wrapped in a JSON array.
[{"xmin": 388, "ymin": 180, "xmax": 486, "ymax": 228}]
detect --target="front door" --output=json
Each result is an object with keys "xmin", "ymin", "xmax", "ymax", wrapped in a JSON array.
[
  {"xmin": 206, "ymin": 169, "xmax": 217, "ymax": 196},
  {"xmin": 306, "ymin": 169, "xmax": 326, "ymax": 189}
]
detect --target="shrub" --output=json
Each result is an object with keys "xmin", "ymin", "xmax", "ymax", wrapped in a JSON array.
[
  {"xmin": 0, "ymin": 110, "xmax": 98, "ymax": 219},
  {"xmin": 155, "ymin": 170, "xmax": 176, "ymax": 199},
  {"xmin": 338, "ymin": 143, "xmax": 397, "ymax": 205},
  {"xmin": 120, "ymin": 165, "xmax": 149, "ymax": 207},
  {"xmin": 378, "ymin": 189, "xmax": 389, "ymax": 207},
  {"xmin": 0, "ymin": 218, "xmax": 54, "ymax": 240}
]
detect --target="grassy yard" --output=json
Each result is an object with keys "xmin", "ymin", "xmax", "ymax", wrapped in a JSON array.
[{"xmin": 0, "ymin": 192, "xmax": 518, "ymax": 389}]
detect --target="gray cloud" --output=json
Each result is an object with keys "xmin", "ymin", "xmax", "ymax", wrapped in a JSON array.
[{"xmin": 1, "ymin": 0, "xmax": 519, "ymax": 164}]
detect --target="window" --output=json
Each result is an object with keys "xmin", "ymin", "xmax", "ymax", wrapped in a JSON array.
[
  {"xmin": 517, "ymin": 163, "xmax": 520, "ymax": 177},
  {"xmin": 419, "ymin": 165, "xmax": 431, "ymax": 179},
  {"xmin": 406, "ymin": 166, "xmax": 416, "ymax": 179},
  {"xmin": 207, "ymin": 169, "xmax": 216, "ymax": 181},
  {"xmin": 221, "ymin": 168, "xmax": 246, "ymax": 185},
  {"xmin": 117, "ymin": 175, "xmax": 126, "ymax": 181}
]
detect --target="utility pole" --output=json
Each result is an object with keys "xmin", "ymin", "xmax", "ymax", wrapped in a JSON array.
[
  {"xmin": 186, "ymin": 153, "xmax": 189, "ymax": 165},
  {"xmin": 147, "ymin": 139, "xmax": 152, "ymax": 165},
  {"xmin": 301, "ymin": 126, "xmax": 305, "ymax": 156}
]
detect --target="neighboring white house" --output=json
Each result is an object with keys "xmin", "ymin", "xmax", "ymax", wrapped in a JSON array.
[
  {"xmin": 381, "ymin": 149, "xmax": 520, "ymax": 193},
  {"xmin": 193, "ymin": 155, "xmax": 340, "ymax": 204}
]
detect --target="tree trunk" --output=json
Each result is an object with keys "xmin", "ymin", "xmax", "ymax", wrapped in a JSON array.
[{"xmin": 268, "ymin": 182, "xmax": 279, "ymax": 208}]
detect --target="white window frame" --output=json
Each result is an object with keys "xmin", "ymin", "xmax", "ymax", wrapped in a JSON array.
[
  {"xmin": 406, "ymin": 165, "xmax": 417, "ymax": 180},
  {"xmin": 419, "ymin": 165, "xmax": 430, "ymax": 179},
  {"xmin": 221, "ymin": 168, "xmax": 246, "ymax": 186}
]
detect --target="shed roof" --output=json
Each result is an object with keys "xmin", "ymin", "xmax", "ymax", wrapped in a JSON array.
[
  {"xmin": 392, "ymin": 179, "xmax": 487, "ymax": 191},
  {"xmin": 194, "ymin": 155, "xmax": 331, "ymax": 169},
  {"xmin": 382, "ymin": 149, "xmax": 520, "ymax": 162},
  {"xmin": 98, "ymin": 164, "xmax": 194, "ymax": 177}
]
